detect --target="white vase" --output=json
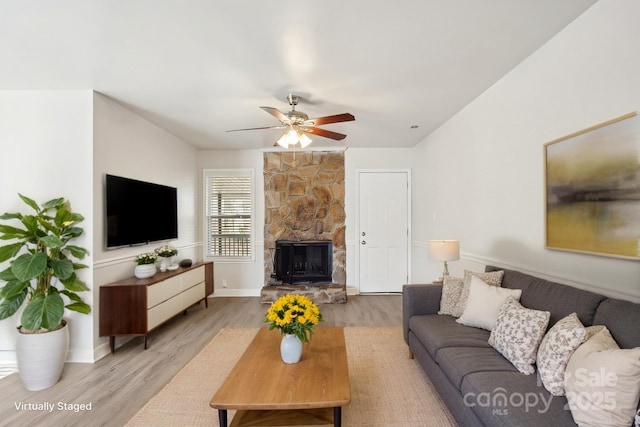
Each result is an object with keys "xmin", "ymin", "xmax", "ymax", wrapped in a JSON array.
[
  {"xmin": 16, "ymin": 321, "xmax": 69, "ymax": 391},
  {"xmin": 280, "ymin": 334, "xmax": 303, "ymax": 364},
  {"xmin": 135, "ymin": 264, "xmax": 157, "ymax": 279},
  {"xmin": 158, "ymin": 257, "xmax": 170, "ymax": 272}
]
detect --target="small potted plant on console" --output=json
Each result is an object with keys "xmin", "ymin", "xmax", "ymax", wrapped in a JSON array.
[
  {"xmin": 155, "ymin": 244, "xmax": 178, "ymax": 271},
  {"xmin": 134, "ymin": 252, "xmax": 158, "ymax": 278}
]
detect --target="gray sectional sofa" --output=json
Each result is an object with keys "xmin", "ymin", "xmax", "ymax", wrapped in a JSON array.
[{"xmin": 402, "ymin": 266, "xmax": 640, "ymax": 427}]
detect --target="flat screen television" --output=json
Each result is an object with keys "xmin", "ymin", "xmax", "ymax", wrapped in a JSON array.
[{"xmin": 105, "ymin": 174, "xmax": 178, "ymax": 249}]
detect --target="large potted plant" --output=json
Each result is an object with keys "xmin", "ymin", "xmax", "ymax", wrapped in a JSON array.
[{"xmin": 0, "ymin": 194, "xmax": 90, "ymax": 390}]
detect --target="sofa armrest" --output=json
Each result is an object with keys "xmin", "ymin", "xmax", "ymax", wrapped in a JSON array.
[{"xmin": 402, "ymin": 284, "xmax": 442, "ymax": 344}]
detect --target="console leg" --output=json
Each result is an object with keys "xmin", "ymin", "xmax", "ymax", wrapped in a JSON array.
[
  {"xmin": 144, "ymin": 335, "xmax": 148, "ymax": 350},
  {"xmin": 110, "ymin": 336, "xmax": 116, "ymax": 354}
]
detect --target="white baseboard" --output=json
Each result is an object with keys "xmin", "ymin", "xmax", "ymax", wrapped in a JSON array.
[
  {"xmin": 0, "ymin": 348, "xmax": 96, "ymax": 367},
  {"xmin": 93, "ymin": 341, "xmax": 114, "ymax": 362},
  {"xmin": 212, "ymin": 289, "xmax": 261, "ymax": 297},
  {"xmin": 0, "ymin": 361, "xmax": 18, "ymax": 380}
]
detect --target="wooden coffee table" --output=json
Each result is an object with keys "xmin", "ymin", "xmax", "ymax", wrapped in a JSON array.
[{"xmin": 210, "ymin": 326, "xmax": 351, "ymax": 427}]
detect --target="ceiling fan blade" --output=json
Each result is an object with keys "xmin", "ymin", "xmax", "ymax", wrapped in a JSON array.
[
  {"xmin": 303, "ymin": 126, "xmax": 347, "ymax": 141},
  {"xmin": 226, "ymin": 125, "xmax": 285, "ymax": 132},
  {"xmin": 260, "ymin": 106, "xmax": 289, "ymax": 123},
  {"xmin": 305, "ymin": 113, "xmax": 355, "ymax": 126}
]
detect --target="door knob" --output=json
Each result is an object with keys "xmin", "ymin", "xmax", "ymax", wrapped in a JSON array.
[{"xmin": 361, "ymin": 240, "xmax": 366, "ymax": 245}]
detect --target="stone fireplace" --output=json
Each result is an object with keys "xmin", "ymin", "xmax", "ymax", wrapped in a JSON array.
[{"xmin": 262, "ymin": 151, "xmax": 346, "ymax": 303}]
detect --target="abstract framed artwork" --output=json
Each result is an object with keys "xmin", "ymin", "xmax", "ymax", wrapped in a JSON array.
[{"xmin": 544, "ymin": 111, "xmax": 640, "ymax": 260}]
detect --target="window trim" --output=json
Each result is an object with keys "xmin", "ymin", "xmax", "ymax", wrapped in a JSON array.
[{"xmin": 203, "ymin": 168, "xmax": 255, "ymax": 262}]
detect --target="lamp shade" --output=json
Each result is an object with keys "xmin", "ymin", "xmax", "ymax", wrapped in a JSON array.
[{"xmin": 428, "ymin": 240, "xmax": 460, "ymax": 261}]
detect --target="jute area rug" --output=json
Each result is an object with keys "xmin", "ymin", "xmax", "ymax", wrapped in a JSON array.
[{"xmin": 126, "ymin": 327, "xmax": 457, "ymax": 426}]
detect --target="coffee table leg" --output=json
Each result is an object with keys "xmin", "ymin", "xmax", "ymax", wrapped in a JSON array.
[
  {"xmin": 333, "ymin": 406, "xmax": 342, "ymax": 427},
  {"xmin": 218, "ymin": 409, "xmax": 227, "ymax": 426}
]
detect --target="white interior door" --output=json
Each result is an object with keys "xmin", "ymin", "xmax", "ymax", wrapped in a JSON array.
[{"xmin": 358, "ymin": 171, "xmax": 409, "ymax": 293}]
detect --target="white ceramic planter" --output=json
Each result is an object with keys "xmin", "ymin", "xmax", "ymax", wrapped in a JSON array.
[
  {"xmin": 158, "ymin": 257, "xmax": 170, "ymax": 272},
  {"xmin": 16, "ymin": 321, "xmax": 69, "ymax": 391},
  {"xmin": 135, "ymin": 264, "xmax": 157, "ymax": 279},
  {"xmin": 280, "ymin": 334, "xmax": 303, "ymax": 364}
]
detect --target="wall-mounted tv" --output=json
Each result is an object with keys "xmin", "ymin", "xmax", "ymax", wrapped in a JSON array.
[{"xmin": 105, "ymin": 174, "xmax": 178, "ymax": 249}]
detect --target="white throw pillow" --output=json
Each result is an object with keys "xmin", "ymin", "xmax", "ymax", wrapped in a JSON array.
[
  {"xmin": 438, "ymin": 276, "xmax": 464, "ymax": 316},
  {"xmin": 564, "ymin": 327, "xmax": 640, "ymax": 427},
  {"xmin": 489, "ymin": 296, "xmax": 550, "ymax": 375},
  {"xmin": 537, "ymin": 312, "xmax": 587, "ymax": 395},
  {"xmin": 456, "ymin": 276, "xmax": 522, "ymax": 331},
  {"xmin": 451, "ymin": 270, "xmax": 504, "ymax": 317}
]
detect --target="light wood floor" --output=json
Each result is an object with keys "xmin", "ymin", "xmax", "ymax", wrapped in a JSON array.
[{"xmin": 0, "ymin": 295, "xmax": 402, "ymax": 427}]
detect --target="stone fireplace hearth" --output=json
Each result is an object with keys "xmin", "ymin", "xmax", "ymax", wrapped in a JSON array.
[{"xmin": 262, "ymin": 151, "xmax": 346, "ymax": 303}]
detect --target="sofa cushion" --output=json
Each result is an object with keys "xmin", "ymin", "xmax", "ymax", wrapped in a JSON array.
[
  {"xmin": 436, "ymin": 347, "xmax": 518, "ymax": 390},
  {"xmin": 409, "ymin": 314, "xmax": 491, "ymax": 360},
  {"xmin": 438, "ymin": 276, "xmax": 464, "ymax": 316},
  {"xmin": 461, "ymin": 371, "xmax": 577, "ymax": 426},
  {"xmin": 592, "ymin": 298, "xmax": 640, "ymax": 349},
  {"xmin": 565, "ymin": 327, "xmax": 640, "ymax": 427},
  {"xmin": 452, "ymin": 269, "xmax": 505, "ymax": 317},
  {"xmin": 537, "ymin": 312, "xmax": 587, "ymax": 396},
  {"xmin": 485, "ymin": 266, "xmax": 605, "ymax": 327},
  {"xmin": 457, "ymin": 276, "xmax": 522, "ymax": 331},
  {"xmin": 488, "ymin": 296, "xmax": 550, "ymax": 375}
]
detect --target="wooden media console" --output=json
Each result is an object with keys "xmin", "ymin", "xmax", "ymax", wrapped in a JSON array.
[{"xmin": 99, "ymin": 261, "xmax": 214, "ymax": 353}]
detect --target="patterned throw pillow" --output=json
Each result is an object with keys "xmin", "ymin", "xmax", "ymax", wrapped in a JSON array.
[
  {"xmin": 488, "ymin": 296, "xmax": 550, "ymax": 375},
  {"xmin": 438, "ymin": 276, "xmax": 464, "ymax": 316},
  {"xmin": 536, "ymin": 313, "xmax": 587, "ymax": 396},
  {"xmin": 451, "ymin": 270, "xmax": 504, "ymax": 317}
]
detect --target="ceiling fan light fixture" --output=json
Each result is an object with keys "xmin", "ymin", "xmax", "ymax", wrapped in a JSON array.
[
  {"xmin": 276, "ymin": 127, "xmax": 298, "ymax": 148},
  {"xmin": 298, "ymin": 132, "xmax": 312, "ymax": 148}
]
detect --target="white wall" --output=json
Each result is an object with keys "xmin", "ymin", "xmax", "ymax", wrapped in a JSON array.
[
  {"xmin": 92, "ymin": 93, "xmax": 199, "ymax": 358},
  {"xmin": 197, "ymin": 149, "xmax": 266, "ymax": 295},
  {"xmin": 413, "ymin": 0, "xmax": 640, "ymax": 302},
  {"xmin": 0, "ymin": 91, "xmax": 94, "ymax": 364}
]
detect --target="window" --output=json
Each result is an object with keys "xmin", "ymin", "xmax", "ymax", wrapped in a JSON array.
[{"xmin": 204, "ymin": 169, "xmax": 254, "ymax": 260}]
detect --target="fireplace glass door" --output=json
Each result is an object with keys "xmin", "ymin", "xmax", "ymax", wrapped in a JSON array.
[{"xmin": 275, "ymin": 240, "xmax": 332, "ymax": 284}]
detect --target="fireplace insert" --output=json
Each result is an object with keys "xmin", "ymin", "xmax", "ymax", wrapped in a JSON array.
[{"xmin": 274, "ymin": 240, "xmax": 332, "ymax": 284}]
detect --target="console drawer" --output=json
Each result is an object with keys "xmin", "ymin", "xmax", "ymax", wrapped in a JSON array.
[
  {"xmin": 148, "ymin": 293, "xmax": 184, "ymax": 329},
  {"xmin": 147, "ymin": 276, "xmax": 181, "ymax": 308},
  {"xmin": 183, "ymin": 282, "xmax": 206, "ymax": 307},
  {"xmin": 180, "ymin": 266, "xmax": 205, "ymax": 290}
]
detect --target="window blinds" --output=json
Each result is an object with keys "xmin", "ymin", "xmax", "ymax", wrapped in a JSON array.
[{"xmin": 205, "ymin": 172, "xmax": 252, "ymax": 258}]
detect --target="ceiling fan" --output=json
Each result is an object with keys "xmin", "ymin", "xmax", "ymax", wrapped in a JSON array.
[{"xmin": 227, "ymin": 94, "xmax": 355, "ymax": 148}]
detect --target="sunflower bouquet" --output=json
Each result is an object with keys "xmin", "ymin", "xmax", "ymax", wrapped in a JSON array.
[{"xmin": 265, "ymin": 294, "xmax": 323, "ymax": 343}]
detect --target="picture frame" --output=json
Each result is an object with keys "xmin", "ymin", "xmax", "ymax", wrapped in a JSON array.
[{"xmin": 544, "ymin": 111, "xmax": 640, "ymax": 260}]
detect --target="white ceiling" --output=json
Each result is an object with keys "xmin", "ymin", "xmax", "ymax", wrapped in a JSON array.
[{"xmin": 0, "ymin": 0, "xmax": 597, "ymax": 150}]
